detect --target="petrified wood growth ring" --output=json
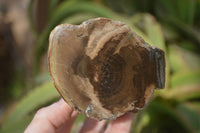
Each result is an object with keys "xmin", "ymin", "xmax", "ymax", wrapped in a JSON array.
[{"xmin": 48, "ymin": 18, "xmax": 165, "ymax": 120}]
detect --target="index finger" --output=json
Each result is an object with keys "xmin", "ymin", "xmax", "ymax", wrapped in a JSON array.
[
  {"xmin": 24, "ymin": 99, "xmax": 77, "ymax": 133},
  {"xmin": 104, "ymin": 113, "xmax": 134, "ymax": 133}
]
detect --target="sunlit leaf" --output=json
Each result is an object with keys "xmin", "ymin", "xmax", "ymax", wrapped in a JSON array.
[
  {"xmin": 2, "ymin": 82, "xmax": 59, "ymax": 127},
  {"xmin": 169, "ymin": 45, "xmax": 200, "ymax": 75},
  {"xmin": 171, "ymin": 71, "xmax": 200, "ymax": 88},
  {"xmin": 163, "ymin": 83, "xmax": 200, "ymax": 102},
  {"xmin": 143, "ymin": 14, "xmax": 166, "ymax": 51}
]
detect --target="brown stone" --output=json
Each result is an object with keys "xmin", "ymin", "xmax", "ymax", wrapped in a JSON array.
[{"xmin": 48, "ymin": 17, "xmax": 165, "ymax": 120}]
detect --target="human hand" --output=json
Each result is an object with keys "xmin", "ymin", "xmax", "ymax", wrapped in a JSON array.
[{"xmin": 24, "ymin": 99, "xmax": 134, "ymax": 133}]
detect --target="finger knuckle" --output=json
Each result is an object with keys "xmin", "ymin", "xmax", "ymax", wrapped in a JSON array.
[{"xmin": 35, "ymin": 107, "xmax": 48, "ymax": 118}]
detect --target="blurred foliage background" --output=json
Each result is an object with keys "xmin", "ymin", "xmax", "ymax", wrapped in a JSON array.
[{"xmin": 0, "ymin": 0, "xmax": 200, "ymax": 132}]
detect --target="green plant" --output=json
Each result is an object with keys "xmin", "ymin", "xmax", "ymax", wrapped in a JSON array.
[{"xmin": 1, "ymin": 0, "xmax": 200, "ymax": 133}]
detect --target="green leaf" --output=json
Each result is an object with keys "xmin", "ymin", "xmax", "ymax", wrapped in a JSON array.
[
  {"xmin": 143, "ymin": 14, "xmax": 166, "ymax": 51},
  {"xmin": 170, "ymin": 70, "xmax": 200, "ymax": 88},
  {"xmin": 0, "ymin": 115, "xmax": 33, "ymax": 133},
  {"xmin": 156, "ymin": 10, "xmax": 200, "ymax": 48},
  {"xmin": 2, "ymin": 81, "xmax": 59, "ymax": 127},
  {"xmin": 169, "ymin": 45, "xmax": 200, "ymax": 74},
  {"xmin": 132, "ymin": 112, "xmax": 150, "ymax": 133},
  {"xmin": 49, "ymin": 0, "xmax": 60, "ymax": 16},
  {"xmin": 156, "ymin": 0, "xmax": 196, "ymax": 25},
  {"xmin": 130, "ymin": 13, "xmax": 167, "ymax": 50},
  {"xmin": 157, "ymin": 0, "xmax": 178, "ymax": 18},
  {"xmin": 176, "ymin": 0, "xmax": 196, "ymax": 25},
  {"xmin": 130, "ymin": 13, "xmax": 166, "ymax": 50},
  {"xmin": 139, "ymin": 100, "xmax": 191, "ymax": 133},
  {"xmin": 129, "ymin": 14, "xmax": 158, "ymax": 48},
  {"xmin": 184, "ymin": 102, "xmax": 200, "ymax": 114},
  {"xmin": 136, "ymin": 99, "xmax": 200, "ymax": 133},
  {"xmin": 163, "ymin": 83, "xmax": 200, "ymax": 102},
  {"xmin": 176, "ymin": 103, "xmax": 200, "ymax": 132}
]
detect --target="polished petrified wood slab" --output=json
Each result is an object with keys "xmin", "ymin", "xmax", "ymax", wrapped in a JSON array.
[{"xmin": 48, "ymin": 17, "xmax": 165, "ymax": 120}]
